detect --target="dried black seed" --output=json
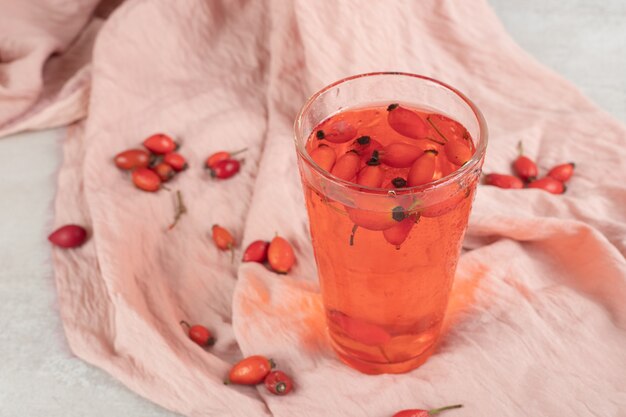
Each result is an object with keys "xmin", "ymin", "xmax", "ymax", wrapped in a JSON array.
[
  {"xmin": 424, "ymin": 149, "xmax": 439, "ymax": 156},
  {"xmin": 387, "ymin": 103, "xmax": 399, "ymax": 111},
  {"xmin": 356, "ymin": 135, "xmax": 371, "ymax": 145},
  {"xmin": 316, "ymin": 130, "xmax": 325, "ymax": 139},
  {"xmin": 366, "ymin": 158, "xmax": 381, "ymax": 166},
  {"xmin": 392, "ymin": 206, "xmax": 406, "ymax": 222},
  {"xmin": 391, "ymin": 177, "xmax": 407, "ymax": 188}
]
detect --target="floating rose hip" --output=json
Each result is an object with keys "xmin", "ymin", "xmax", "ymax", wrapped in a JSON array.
[
  {"xmin": 329, "ymin": 310, "xmax": 391, "ymax": 346},
  {"xmin": 264, "ymin": 370, "xmax": 293, "ymax": 396},
  {"xmin": 163, "ymin": 152, "xmax": 188, "ymax": 171},
  {"xmin": 331, "ymin": 150, "xmax": 361, "ymax": 181},
  {"xmin": 205, "ymin": 148, "xmax": 247, "ymax": 169},
  {"xmin": 132, "ymin": 167, "xmax": 161, "ymax": 192},
  {"xmin": 242, "ymin": 240, "xmax": 269, "ymax": 263},
  {"xmin": 180, "ymin": 320, "xmax": 215, "ymax": 347},
  {"xmin": 547, "ymin": 162, "xmax": 575, "ymax": 182},
  {"xmin": 268, "ymin": 236, "xmax": 295, "ymax": 273},
  {"xmin": 512, "ymin": 141, "xmax": 538, "ymax": 182},
  {"xmin": 391, "ymin": 404, "xmax": 463, "ymax": 417},
  {"xmin": 383, "ymin": 215, "xmax": 417, "ymax": 248},
  {"xmin": 114, "ymin": 149, "xmax": 151, "ymax": 170},
  {"xmin": 484, "ymin": 173, "xmax": 524, "ymax": 189},
  {"xmin": 387, "ymin": 103, "xmax": 428, "ymax": 139},
  {"xmin": 309, "ymin": 144, "xmax": 337, "ymax": 172},
  {"xmin": 153, "ymin": 162, "xmax": 175, "ymax": 182},
  {"xmin": 347, "ymin": 205, "xmax": 406, "ymax": 231},
  {"xmin": 444, "ymin": 138, "xmax": 472, "ymax": 166},
  {"xmin": 316, "ymin": 120, "xmax": 357, "ymax": 144},
  {"xmin": 527, "ymin": 177, "xmax": 565, "ymax": 194},
  {"xmin": 143, "ymin": 133, "xmax": 178, "ymax": 154},
  {"xmin": 356, "ymin": 164, "xmax": 385, "ymax": 188},
  {"xmin": 380, "ymin": 142, "xmax": 426, "ymax": 168},
  {"xmin": 48, "ymin": 224, "xmax": 88, "ymax": 248},
  {"xmin": 407, "ymin": 150, "xmax": 438, "ymax": 186},
  {"xmin": 226, "ymin": 355, "xmax": 274, "ymax": 385},
  {"xmin": 210, "ymin": 159, "xmax": 241, "ymax": 180}
]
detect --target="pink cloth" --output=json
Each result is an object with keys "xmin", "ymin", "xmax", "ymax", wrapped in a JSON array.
[{"xmin": 2, "ymin": 0, "xmax": 626, "ymax": 416}]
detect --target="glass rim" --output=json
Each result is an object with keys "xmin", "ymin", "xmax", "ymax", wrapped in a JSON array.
[{"xmin": 293, "ymin": 72, "xmax": 488, "ymax": 194}]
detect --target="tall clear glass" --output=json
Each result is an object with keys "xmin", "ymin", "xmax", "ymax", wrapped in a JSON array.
[{"xmin": 294, "ymin": 72, "xmax": 488, "ymax": 374}]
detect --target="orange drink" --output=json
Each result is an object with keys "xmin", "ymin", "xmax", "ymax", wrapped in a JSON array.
[{"xmin": 294, "ymin": 73, "xmax": 487, "ymax": 374}]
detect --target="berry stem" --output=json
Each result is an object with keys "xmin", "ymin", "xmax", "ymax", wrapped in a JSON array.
[
  {"xmin": 425, "ymin": 136, "xmax": 446, "ymax": 145},
  {"xmin": 518, "ymin": 140, "xmax": 524, "ymax": 156},
  {"xmin": 168, "ymin": 190, "xmax": 187, "ymax": 230},
  {"xmin": 429, "ymin": 404, "xmax": 463, "ymax": 415},
  {"xmin": 179, "ymin": 320, "xmax": 190, "ymax": 330},
  {"xmin": 426, "ymin": 116, "xmax": 449, "ymax": 143},
  {"xmin": 349, "ymin": 224, "xmax": 358, "ymax": 246},
  {"xmin": 231, "ymin": 148, "xmax": 248, "ymax": 157}
]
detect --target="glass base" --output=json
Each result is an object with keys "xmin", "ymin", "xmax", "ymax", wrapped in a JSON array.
[{"xmin": 331, "ymin": 339, "xmax": 437, "ymax": 375}]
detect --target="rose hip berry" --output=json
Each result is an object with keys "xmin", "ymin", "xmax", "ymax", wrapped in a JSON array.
[
  {"xmin": 444, "ymin": 138, "xmax": 472, "ymax": 166},
  {"xmin": 347, "ymin": 205, "xmax": 406, "ymax": 231},
  {"xmin": 114, "ymin": 149, "xmax": 151, "ymax": 170},
  {"xmin": 132, "ymin": 167, "xmax": 161, "ymax": 192},
  {"xmin": 180, "ymin": 321, "xmax": 215, "ymax": 347},
  {"xmin": 380, "ymin": 142, "xmax": 427, "ymax": 168},
  {"xmin": 528, "ymin": 177, "xmax": 565, "ymax": 194},
  {"xmin": 309, "ymin": 145, "xmax": 337, "ymax": 172},
  {"xmin": 331, "ymin": 150, "xmax": 361, "ymax": 181},
  {"xmin": 163, "ymin": 152, "xmax": 188, "ymax": 171},
  {"xmin": 205, "ymin": 148, "xmax": 247, "ymax": 169},
  {"xmin": 153, "ymin": 162, "xmax": 175, "ymax": 182},
  {"xmin": 242, "ymin": 240, "xmax": 269, "ymax": 263},
  {"xmin": 547, "ymin": 162, "xmax": 575, "ymax": 182},
  {"xmin": 512, "ymin": 142, "xmax": 538, "ymax": 182},
  {"xmin": 356, "ymin": 164, "xmax": 385, "ymax": 188},
  {"xmin": 316, "ymin": 120, "xmax": 357, "ymax": 144},
  {"xmin": 210, "ymin": 159, "xmax": 241, "ymax": 180},
  {"xmin": 329, "ymin": 310, "xmax": 391, "ymax": 346},
  {"xmin": 212, "ymin": 224, "xmax": 235, "ymax": 253},
  {"xmin": 48, "ymin": 224, "xmax": 88, "ymax": 248},
  {"xmin": 264, "ymin": 370, "xmax": 293, "ymax": 396},
  {"xmin": 407, "ymin": 150, "xmax": 438, "ymax": 186},
  {"xmin": 268, "ymin": 236, "xmax": 295, "ymax": 273},
  {"xmin": 392, "ymin": 404, "xmax": 463, "ymax": 417},
  {"xmin": 484, "ymin": 173, "xmax": 524, "ymax": 189},
  {"xmin": 387, "ymin": 103, "xmax": 428, "ymax": 139},
  {"xmin": 383, "ymin": 215, "xmax": 417, "ymax": 248},
  {"xmin": 226, "ymin": 355, "xmax": 274, "ymax": 385},
  {"xmin": 143, "ymin": 133, "xmax": 177, "ymax": 154}
]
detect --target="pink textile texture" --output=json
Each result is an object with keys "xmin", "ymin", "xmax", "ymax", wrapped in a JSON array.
[{"xmin": 2, "ymin": 0, "xmax": 626, "ymax": 416}]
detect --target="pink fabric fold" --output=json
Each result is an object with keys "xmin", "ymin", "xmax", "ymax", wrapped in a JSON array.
[{"xmin": 2, "ymin": 0, "xmax": 625, "ymax": 416}]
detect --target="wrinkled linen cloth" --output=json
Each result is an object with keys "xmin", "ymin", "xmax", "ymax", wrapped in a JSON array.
[{"xmin": 1, "ymin": 0, "xmax": 625, "ymax": 416}]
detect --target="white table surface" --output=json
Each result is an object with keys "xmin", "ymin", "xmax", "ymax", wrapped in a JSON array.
[{"xmin": 1, "ymin": 2, "xmax": 624, "ymax": 416}]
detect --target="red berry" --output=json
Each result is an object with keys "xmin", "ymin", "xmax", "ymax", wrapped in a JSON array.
[
  {"xmin": 331, "ymin": 150, "xmax": 361, "ymax": 181},
  {"xmin": 212, "ymin": 224, "xmax": 235, "ymax": 251},
  {"xmin": 383, "ymin": 215, "xmax": 417, "ymax": 248},
  {"xmin": 264, "ymin": 370, "xmax": 293, "ymax": 395},
  {"xmin": 392, "ymin": 404, "xmax": 463, "ymax": 417},
  {"xmin": 328, "ymin": 310, "xmax": 391, "ymax": 346},
  {"xmin": 407, "ymin": 150, "xmax": 438, "ymax": 186},
  {"xmin": 444, "ymin": 138, "xmax": 472, "ymax": 166},
  {"xmin": 484, "ymin": 173, "xmax": 524, "ymax": 189},
  {"xmin": 143, "ymin": 133, "xmax": 177, "ymax": 154},
  {"xmin": 205, "ymin": 148, "xmax": 247, "ymax": 169},
  {"xmin": 547, "ymin": 162, "xmax": 575, "ymax": 182},
  {"xmin": 387, "ymin": 103, "xmax": 428, "ymax": 139},
  {"xmin": 227, "ymin": 355, "xmax": 274, "ymax": 385},
  {"xmin": 356, "ymin": 164, "xmax": 385, "ymax": 188},
  {"xmin": 268, "ymin": 236, "xmax": 295, "ymax": 273},
  {"xmin": 48, "ymin": 224, "xmax": 88, "ymax": 248},
  {"xmin": 242, "ymin": 240, "xmax": 269, "ymax": 263},
  {"xmin": 316, "ymin": 120, "xmax": 357, "ymax": 144},
  {"xmin": 132, "ymin": 167, "xmax": 161, "ymax": 192},
  {"xmin": 347, "ymin": 205, "xmax": 406, "ymax": 231},
  {"xmin": 163, "ymin": 152, "xmax": 188, "ymax": 171},
  {"xmin": 527, "ymin": 177, "xmax": 565, "ymax": 194},
  {"xmin": 350, "ymin": 136, "xmax": 383, "ymax": 164},
  {"xmin": 210, "ymin": 159, "xmax": 241, "ymax": 179},
  {"xmin": 512, "ymin": 155, "xmax": 538, "ymax": 182},
  {"xmin": 180, "ymin": 321, "xmax": 215, "ymax": 347},
  {"xmin": 153, "ymin": 162, "xmax": 175, "ymax": 182},
  {"xmin": 380, "ymin": 142, "xmax": 428, "ymax": 168},
  {"xmin": 114, "ymin": 149, "xmax": 151, "ymax": 170},
  {"xmin": 309, "ymin": 145, "xmax": 337, "ymax": 172}
]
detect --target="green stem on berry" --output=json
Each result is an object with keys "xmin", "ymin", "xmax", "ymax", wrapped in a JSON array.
[
  {"xmin": 426, "ymin": 116, "xmax": 449, "ymax": 143},
  {"xmin": 429, "ymin": 404, "xmax": 463, "ymax": 415}
]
